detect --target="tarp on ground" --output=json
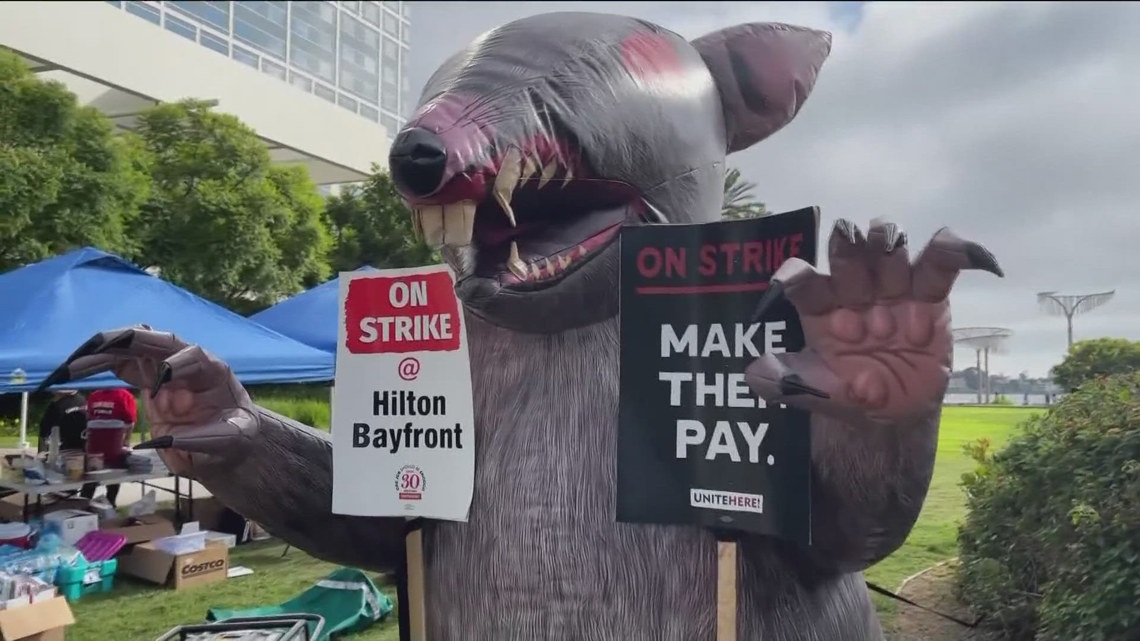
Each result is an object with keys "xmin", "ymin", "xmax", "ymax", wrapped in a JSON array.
[
  {"xmin": 249, "ymin": 266, "xmax": 378, "ymax": 354},
  {"xmin": 0, "ymin": 247, "xmax": 335, "ymax": 393}
]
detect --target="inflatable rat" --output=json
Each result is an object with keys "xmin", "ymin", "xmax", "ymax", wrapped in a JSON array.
[{"xmin": 43, "ymin": 12, "xmax": 1002, "ymax": 641}]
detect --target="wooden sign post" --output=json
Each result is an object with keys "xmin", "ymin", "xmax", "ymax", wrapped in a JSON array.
[
  {"xmin": 406, "ymin": 527, "xmax": 428, "ymax": 641},
  {"xmin": 716, "ymin": 540, "xmax": 738, "ymax": 641}
]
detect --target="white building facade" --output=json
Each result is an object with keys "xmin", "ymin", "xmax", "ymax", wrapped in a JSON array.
[{"xmin": 0, "ymin": 1, "xmax": 409, "ymax": 185}]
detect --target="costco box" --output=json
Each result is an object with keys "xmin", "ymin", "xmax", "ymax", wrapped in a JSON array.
[
  {"xmin": 118, "ymin": 539, "xmax": 229, "ymax": 591},
  {"xmin": 0, "ymin": 596, "xmax": 74, "ymax": 640},
  {"xmin": 99, "ymin": 515, "xmax": 177, "ymax": 545}
]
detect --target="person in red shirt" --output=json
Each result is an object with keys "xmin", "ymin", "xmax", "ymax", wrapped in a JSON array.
[{"xmin": 81, "ymin": 388, "xmax": 138, "ymax": 507}]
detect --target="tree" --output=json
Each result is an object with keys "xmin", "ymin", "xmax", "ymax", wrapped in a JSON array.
[
  {"xmin": 132, "ymin": 100, "xmax": 330, "ymax": 313},
  {"xmin": 721, "ymin": 167, "xmax": 769, "ymax": 220},
  {"xmin": 0, "ymin": 51, "xmax": 149, "ymax": 272},
  {"xmin": 324, "ymin": 169, "xmax": 437, "ymax": 273},
  {"xmin": 1050, "ymin": 337, "xmax": 1140, "ymax": 392},
  {"xmin": 955, "ymin": 371, "xmax": 1140, "ymax": 640}
]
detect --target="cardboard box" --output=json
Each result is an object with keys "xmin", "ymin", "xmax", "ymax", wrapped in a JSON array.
[
  {"xmin": 42, "ymin": 510, "xmax": 98, "ymax": 546},
  {"xmin": 176, "ymin": 497, "xmax": 225, "ymax": 530},
  {"xmin": 0, "ymin": 596, "xmax": 74, "ymax": 640},
  {"xmin": 0, "ymin": 495, "xmax": 88, "ymax": 523},
  {"xmin": 118, "ymin": 539, "xmax": 229, "ymax": 590},
  {"xmin": 99, "ymin": 515, "xmax": 177, "ymax": 545}
]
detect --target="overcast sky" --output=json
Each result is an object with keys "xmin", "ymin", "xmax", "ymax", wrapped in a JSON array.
[{"xmin": 403, "ymin": 1, "xmax": 1139, "ymax": 378}]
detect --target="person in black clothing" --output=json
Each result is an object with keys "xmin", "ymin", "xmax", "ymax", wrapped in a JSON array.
[
  {"xmin": 35, "ymin": 390, "xmax": 104, "ymax": 502},
  {"xmin": 36, "ymin": 390, "xmax": 87, "ymax": 452}
]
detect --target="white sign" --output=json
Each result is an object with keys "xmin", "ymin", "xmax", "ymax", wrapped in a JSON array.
[{"xmin": 331, "ymin": 265, "xmax": 475, "ymax": 521}]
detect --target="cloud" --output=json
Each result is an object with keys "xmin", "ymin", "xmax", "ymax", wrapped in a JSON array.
[{"xmin": 404, "ymin": 1, "xmax": 1140, "ymax": 377}]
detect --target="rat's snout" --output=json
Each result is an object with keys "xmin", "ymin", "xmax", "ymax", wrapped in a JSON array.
[{"xmin": 389, "ymin": 127, "xmax": 449, "ymax": 198}]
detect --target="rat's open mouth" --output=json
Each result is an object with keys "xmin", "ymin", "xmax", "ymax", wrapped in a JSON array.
[{"xmin": 402, "ymin": 143, "xmax": 644, "ymax": 291}]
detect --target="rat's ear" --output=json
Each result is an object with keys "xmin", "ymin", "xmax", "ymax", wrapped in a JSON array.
[{"xmin": 692, "ymin": 23, "xmax": 832, "ymax": 154}]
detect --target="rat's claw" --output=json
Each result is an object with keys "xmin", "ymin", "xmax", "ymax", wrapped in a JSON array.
[
  {"xmin": 964, "ymin": 242, "xmax": 1003, "ymax": 277},
  {"xmin": 780, "ymin": 373, "xmax": 830, "ymax": 399},
  {"xmin": 37, "ymin": 363, "xmax": 73, "ymax": 392},
  {"xmin": 37, "ymin": 326, "xmax": 193, "ymax": 392},
  {"xmin": 35, "ymin": 332, "xmax": 115, "ymax": 391},
  {"xmin": 745, "ymin": 351, "xmax": 839, "ymax": 413},
  {"xmin": 832, "ymin": 218, "xmax": 865, "ymax": 246},
  {"xmin": 867, "ymin": 219, "xmax": 912, "ymax": 299},
  {"xmin": 749, "ymin": 281, "xmax": 785, "ymax": 323},
  {"xmin": 136, "ymin": 410, "xmax": 258, "ymax": 457},
  {"xmin": 151, "ymin": 362, "xmax": 174, "ymax": 399},
  {"xmin": 911, "ymin": 228, "xmax": 1004, "ymax": 302},
  {"xmin": 762, "ymin": 257, "xmax": 835, "ymax": 318},
  {"xmin": 868, "ymin": 218, "xmax": 907, "ymax": 254}
]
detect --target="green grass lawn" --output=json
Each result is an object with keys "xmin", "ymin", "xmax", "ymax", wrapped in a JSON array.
[
  {"xmin": 865, "ymin": 406, "xmax": 1038, "ymax": 622},
  {"xmin": 69, "ymin": 542, "xmax": 400, "ymax": 641},
  {"xmin": 26, "ymin": 404, "xmax": 1037, "ymax": 639}
]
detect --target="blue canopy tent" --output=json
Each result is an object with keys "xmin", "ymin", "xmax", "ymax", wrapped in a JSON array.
[
  {"xmin": 0, "ymin": 248, "xmax": 335, "ymax": 446},
  {"xmin": 250, "ymin": 266, "xmax": 378, "ymax": 354}
]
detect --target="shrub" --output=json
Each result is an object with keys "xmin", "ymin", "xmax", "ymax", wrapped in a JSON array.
[{"xmin": 955, "ymin": 371, "xmax": 1140, "ymax": 641}]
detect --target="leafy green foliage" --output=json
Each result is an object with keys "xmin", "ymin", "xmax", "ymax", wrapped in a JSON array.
[
  {"xmin": 132, "ymin": 100, "xmax": 330, "ymax": 313},
  {"xmin": 324, "ymin": 169, "xmax": 437, "ymax": 272},
  {"xmin": 0, "ymin": 51, "xmax": 149, "ymax": 271},
  {"xmin": 1051, "ymin": 337, "xmax": 1140, "ymax": 392},
  {"xmin": 955, "ymin": 372, "xmax": 1140, "ymax": 641},
  {"xmin": 721, "ymin": 167, "xmax": 769, "ymax": 220},
  {"xmin": 0, "ymin": 59, "xmax": 434, "ymax": 313}
]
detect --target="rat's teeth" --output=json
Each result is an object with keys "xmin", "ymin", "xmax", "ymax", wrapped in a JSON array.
[
  {"xmin": 529, "ymin": 262, "xmax": 542, "ymax": 280},
  {"xmin": 494, "ymin": 148, "xmax": 522, "ymax": 227},
  {"xmin": 538, "ymin": 161, "xmax": 557, "ymax": 189},
  {"xmin": 545, "ymin": 257, "xmax": 556, "ymax": 275},
  {"xmin": 557, "ymin": 254, "xmax": 572, "ymax": 270},
  {"xmin": 508, "ymin": 241, "xmax": 528, "ymax": 280},
  {"xmin": 415, "ymin": 206, "xmax": 445, "ymax": 247},
  {"xmin": 578, "ymin": 245, "xmax": 588, "ymax": 257},
  {"xmin": 521, "ymin": 155, "xmax": 539, "ymax": 182},
  {"xmin": 441, "ymin": 201, "xmax": 475, "ymax": 246},
  {"xmin": 410, "ymin": 206, "xmax": 425, "ymax": 240},
  {"xmin": 462, "ymin": 201, "xmax": 476, "ymax": 237},
  {"xmin": 561, "ymin": 165, "xmax": 573, "ymax": 188},
  {"xmin": 493, "ymin": 191, "xmax": 517, "ymax": 227}
]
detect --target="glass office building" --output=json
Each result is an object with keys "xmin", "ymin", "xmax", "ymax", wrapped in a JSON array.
[{"xmin": 104, "ymin": 1, "xmax": 410, "ymax": 141}]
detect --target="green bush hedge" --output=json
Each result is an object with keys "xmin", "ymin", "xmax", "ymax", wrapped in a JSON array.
[{"xmin": 955, "ymin": 371, "xmax": 1140, "ymax": 641}]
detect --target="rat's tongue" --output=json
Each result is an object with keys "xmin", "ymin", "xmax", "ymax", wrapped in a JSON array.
[
  {"xmin": 511, "ymin": 204, "xmax": 631, "ymax": 259},
  {"xmin": 476, "ymin": 220, "xmax": 541, "ymax": 247}
]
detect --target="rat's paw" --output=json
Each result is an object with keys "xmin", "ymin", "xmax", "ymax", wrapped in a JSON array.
[
  {"xmin": 745, "ymin": 219, "xmax": 1003, "ymax": 423},
  {"xmin": 39, "ymin": 325, "xmax": 259, "ymax": 476}
]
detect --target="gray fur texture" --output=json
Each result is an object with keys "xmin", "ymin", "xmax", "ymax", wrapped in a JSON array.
[{"xmin": 205, "ymin": 313, "xmax": 909, "ymax": 640}]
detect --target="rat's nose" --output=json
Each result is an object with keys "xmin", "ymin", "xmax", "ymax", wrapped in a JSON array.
[{"xmin": 389, "ymin": 127, "xmax": 448, "ymax": 197}]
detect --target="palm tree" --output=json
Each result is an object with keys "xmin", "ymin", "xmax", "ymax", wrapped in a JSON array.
[{"xmin": 721, "ymin": 167, "xmax": 769, "ymax": 220}]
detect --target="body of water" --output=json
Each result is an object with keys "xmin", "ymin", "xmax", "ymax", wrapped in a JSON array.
[{"xmin": 944, "ymin": 392, "xmax": 1060, "ymax": 406}]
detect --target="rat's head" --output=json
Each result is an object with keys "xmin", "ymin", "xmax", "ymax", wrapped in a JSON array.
[{"xmin": 389, "ymin": 12, "xmax": 831, "ymax": 334}]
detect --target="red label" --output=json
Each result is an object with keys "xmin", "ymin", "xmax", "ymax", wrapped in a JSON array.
[{"xmin": 344, "ymin": 271, "xmax": 461, "ymax": 354}]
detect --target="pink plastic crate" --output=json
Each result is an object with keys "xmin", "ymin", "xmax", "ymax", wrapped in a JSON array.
[{"xmin": 75, "ymin": 530, "xmax": 127, "ymax": 562}]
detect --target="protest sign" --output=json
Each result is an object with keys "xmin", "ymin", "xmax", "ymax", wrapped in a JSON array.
[
  {"xmin": 331, "ymin": 265, "xmax": 475, "ymax": 522},
  {"xmin": 616, "ymin": 207, "xmax": 819, "ymax": 545}
]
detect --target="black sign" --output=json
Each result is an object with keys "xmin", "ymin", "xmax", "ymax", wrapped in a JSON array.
[{"xmin": 616, "ymin": 208, "xmax": 819, "ymax": 544}]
